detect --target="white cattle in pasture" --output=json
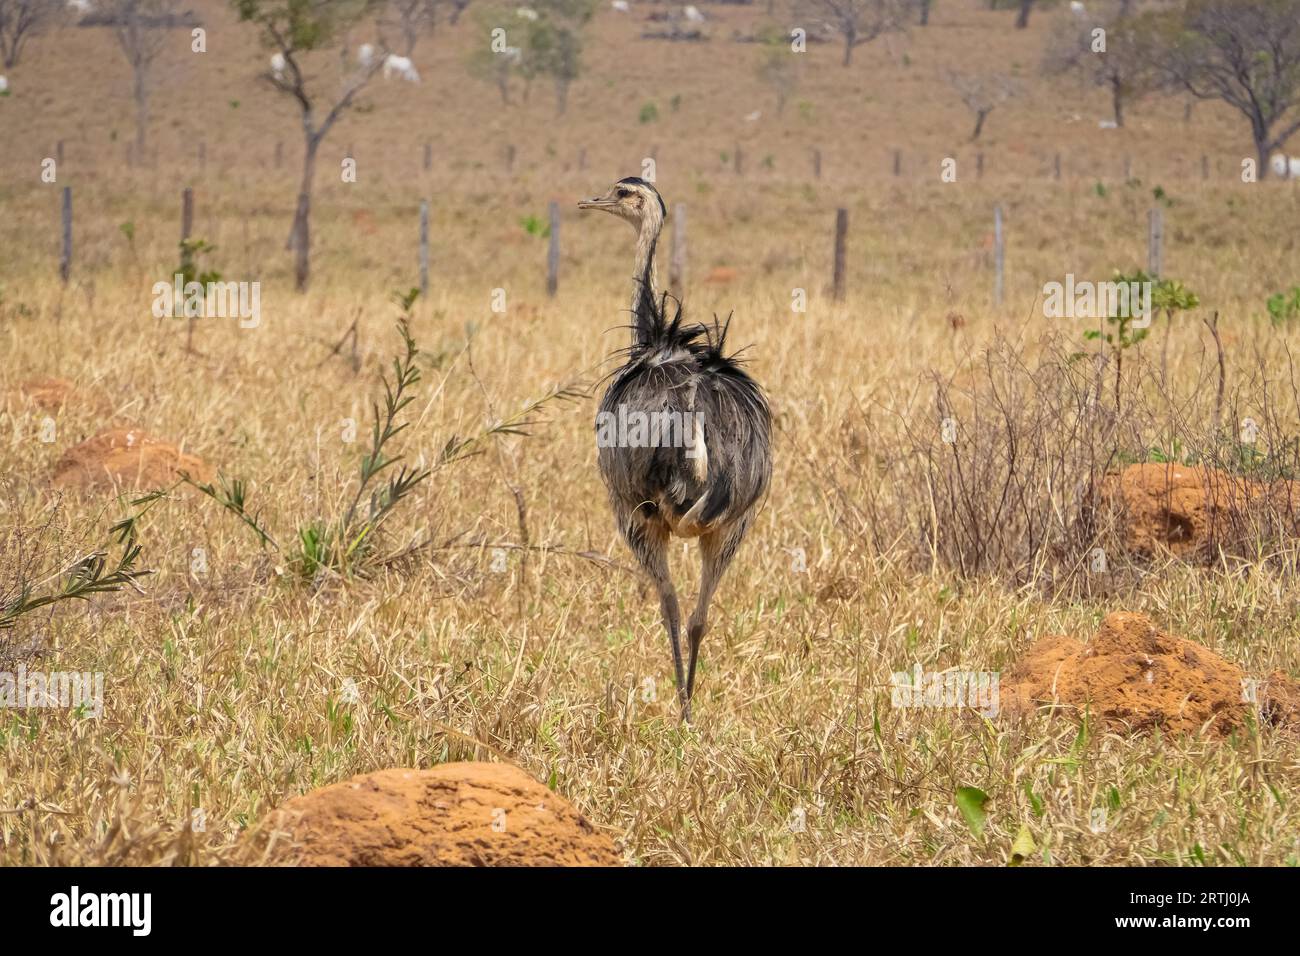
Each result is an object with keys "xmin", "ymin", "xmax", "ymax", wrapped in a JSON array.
[
  {"xmin": 611, "ymin": 0, "xmax": 630, "ymax": 10},
  {"xmin": 684, "ymin": 5, "xmax": 705, "ymax": 22},
  {"xmin": 358, "ymin": 43, "xmax": 375, "ymax": 67},
  {"xmin": 382, "ymin": 54, "xmax": 420, "ymax": 83},
  {"xmin": 1271, "ymin": 154, "xmax": 1300, "ymax": 179}
]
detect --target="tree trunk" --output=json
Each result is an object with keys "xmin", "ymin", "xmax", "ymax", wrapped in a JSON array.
[
  {"xmin": 555, "ymin": 78, "xmax": 569, "ymax": 116},
  {"xmin": 1253, "ymin": 111, "xmax": 1272, "ymax": 179},
  {"xmin": 1111, "ymin": 75, "xmax": 1124, "ymax": 128},
  {"xmin": 133, "ymin": 61, "xmax": 150, "ymax": 158},
  {"xmin": 842, "ymin": 27, "xmax": 855, "ymax": 67},
  {"xmin": 972, "ymin": 108, "xmax": 990, "ymax": 141},
  {"xmin": 1015, "ymin": 0, "xmax": 1033, "ymax": 28},
  {"xmin": 292, "ymin": 136, "xmax": 320, "ymax": 292},
  {"xmin": 920, "ymin": 0, "xmax": 931, "ymax": 26},
  {"xmin": 1257, "ymin": 136, "xmax": 1272, "ymax": 180}
]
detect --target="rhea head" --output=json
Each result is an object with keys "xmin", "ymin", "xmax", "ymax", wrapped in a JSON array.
[{"xmin": 578, "ymin": 177, "xmax": 666, "ymax": 237}]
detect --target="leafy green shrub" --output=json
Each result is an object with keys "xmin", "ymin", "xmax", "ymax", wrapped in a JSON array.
[
  {"xmin": 1082, "ymin": 271, "xmax": 1199, "ymax": 410},
  {"xmin": 178, "ymin": 238, "xmax": 221, "ymax": 292},
  {"xmin": 186, "ymin": 298, "xmax": 431, "ymax": 581},
  {"xmin": 1266, "ymin": 287, "xmax": 1300, "ymax": 325},
  {"xmin": 519, "ymin": 215, "xmax": 551, "ymax": 239},
  {"xmin": 179, "ymin": 292, "xmax": 581, "ymax": 583}
]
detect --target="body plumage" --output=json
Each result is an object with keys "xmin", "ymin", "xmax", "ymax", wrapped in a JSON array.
[{"xmin": 580, "ymin": 178, "xmax": 772, "ymax": 721}]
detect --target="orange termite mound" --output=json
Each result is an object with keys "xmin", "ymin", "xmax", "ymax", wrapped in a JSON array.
[
  {"xmin": 1101, "ymin": 463, "xmax": 1300, "ymax": 558},
  {"xmin": 51, "ymin": 427, "xmax": 212, "ymax": 491},
  {"xmin": 255, "ymin": 763, "xmax": 621, "ymax": 867},
  {"xmin": 5, "ymin": 377, "xmax": 79, "ymax": 411},
  {"xmin": 1002, "ymin": 611, "xmax": 1300, "ymax": 737}
]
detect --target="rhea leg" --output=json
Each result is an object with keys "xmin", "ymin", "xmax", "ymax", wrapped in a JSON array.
[
  {"xmin": 686, "ymin": 520, "xmax": 749, "ymax": 706},
  {"xmin": 624, "ymin": 514, "xmax": 690, "ymax": 717}
]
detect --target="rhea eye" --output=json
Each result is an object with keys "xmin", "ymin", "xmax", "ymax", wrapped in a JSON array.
[{"xmin": 616, "ymin": 188, "xmax": 631, "ymax": 198}]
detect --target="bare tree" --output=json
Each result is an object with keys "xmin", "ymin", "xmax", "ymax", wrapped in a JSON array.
[
  {"xmin": 757, "ymin": 43, "xmax": 800, "ymax": 114},
  {"xmin": 1154, "ymin": 0, "xmax": 1300, "ymax": 178},
  {"xmin": 517, "ymin": 0, "xmax": 593, "ymax": 116},
  {"xmin": 383, "ymin": 0, "xmax": 468, "ymax": 53},
  {"xmin": 235, "ymin": 0, "xmax": 409, "ymax": 291},
  {"xmin": 91, "ymin": 1, "xmax": 189, "ymax": 158},
  {"xmin": 944, "ymin": 70, "xmax": 1018, "ymax": 140},
  {"xmin": 1015, "ymin": 0, "xmax": 1034, "ymax": 29},
  {"xmin": 468, "ymin": 36, "xmax": 518, "ymax": 104},
  {"xmin": 1042, "ymin": 0, "xmax": 1156, "ymax": 128},
  {"xmin": 0, "ymin": 0, "xmax": 62, "ymax": 68},
  {"xmin": 801, "ymin": 0, "xmax": 914, "ymax": 66}
]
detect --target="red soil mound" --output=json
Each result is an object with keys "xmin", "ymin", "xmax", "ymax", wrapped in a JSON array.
[
  {"xmin": 1102, "ymin": 463, "xmax": 1300, "ymax": 557},
  {"xmin": 51, "ymin": 427, "xmax": 212, "ymax": 491},
  {"xmin": 6, "ymin": 377, "xmax": 78, "ymax": 411},
  {"xmin": 1003, "ymin": 611, "xmax": 1300, "ymax": 736},
  {"xmin": 258, "ymin": 763, "xmax": 620, "ymax": 867}
]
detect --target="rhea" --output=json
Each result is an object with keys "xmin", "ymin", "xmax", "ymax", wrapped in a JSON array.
[{"xmin": 579, "ymin": 178, "xmax": 772, "ymax": 722}]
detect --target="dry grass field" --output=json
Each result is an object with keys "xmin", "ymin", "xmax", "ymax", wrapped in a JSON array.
[{"xmin": 2, "ymin": 0, "xmax": 1300, "ymax": 866}]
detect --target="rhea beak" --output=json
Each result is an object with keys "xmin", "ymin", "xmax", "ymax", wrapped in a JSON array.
[{"xmin": 578, "ymin": 198, "xmax": 615, "ymax": 210}]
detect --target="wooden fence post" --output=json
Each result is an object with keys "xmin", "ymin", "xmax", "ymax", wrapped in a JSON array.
[
  {"xmin": 419, "ymin": 201, "xmax": 430, "ymax": 298},
  {"xmin": 993, "ymin": 203, "xmax": 1004, "ymax": 307},
  {"xmin": 181, "ymin": 187, "xmax": 194, "ymax": 246},
  {"xmin": 1148, "ymin": 207, "xmax": 1163, "ymax": 277},
  {"xmin": 546, "ymin": 201, "xmax": 560, "ymax": 297},
  {"xmin": 180, "ymin": 187, "xmax": 197, "ymax": 348},
  {"xmin": 60, "ymin": 187, "xmax": 72, "ymax": 284},
  {"xmin": 832, "ymin": 208, "xmax": 848, "ymax": 303},
  {"xmin": 670, "ymin": 202, "xmax": 687, "ymax": 294}
]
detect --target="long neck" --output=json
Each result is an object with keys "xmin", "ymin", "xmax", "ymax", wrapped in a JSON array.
[{"xmin": 630, "ymin": 213, "xmax": 662, "ymax": 344}]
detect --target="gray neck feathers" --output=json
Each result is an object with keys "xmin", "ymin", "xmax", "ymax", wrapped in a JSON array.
[{"xmin": 631, "ymin": 211, "xmax": 663, "ymax": 342}]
